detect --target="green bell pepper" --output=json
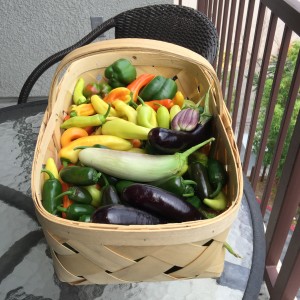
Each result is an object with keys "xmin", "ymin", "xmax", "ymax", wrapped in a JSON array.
[
  {"xmin": 104, "ymin": 58, "xmax": 137, "ymax": 88},
  {"xmin": 139, "ymin": 75, "xmax": 177, "ymax": 101}
]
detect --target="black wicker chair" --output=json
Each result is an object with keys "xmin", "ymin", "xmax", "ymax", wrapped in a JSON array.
[{"xmin": 18, "ymin": 4, "xmax": 218, "ymax": 104}]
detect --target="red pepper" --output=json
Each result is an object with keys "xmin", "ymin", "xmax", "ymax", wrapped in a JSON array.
[
  {"xmin": 60, "ymin": 181, "xmax": 73, "ymax": 219},
  {"xmin": 145, "ymin": 99, "xmax": 175, "ymax": 111},
  {"xmin": 127, "ymin": 74, "xmax": 156, "ymax": 102}
]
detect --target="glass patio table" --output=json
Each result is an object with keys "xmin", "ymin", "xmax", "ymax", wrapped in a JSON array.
[{"xmin": 0, "ymin": 100, "xmax": 265, "ymax": 300}]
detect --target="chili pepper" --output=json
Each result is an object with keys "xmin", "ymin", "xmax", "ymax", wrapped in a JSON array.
[
  {"xmin": 207, "ymin": 158, "xmax": 228, "ymax": 198},
  {"xmin": 69, "ymin": 103, "xmax": 96, "ymax": 117},
  {"xmin": 41, "ymin": 169, "xmax": 63, "ymax": 215},
  {"xmin": 59, "ymin": 166, "xmax": 102, "ymax": 186},
  {"xmin": 127, "ymin": 73, "xmax": 156, "ymax": 102},
  {"xmin": 185, "ymin": 195, "xmax": 200, "ymax": 208},
  {"xmin": 100, "ymin": 174, "xmax": 121, "ymax": 206},
  {"xmin": 54, "ymin": 186, "xmax": 93, "ymax": 204},
  {"xmin": 149, "ymin": 175, "xmax": 196, "ymax": 197},
  {"xmin": 73, "ymin": 78, "xmax": 87, "ymax": 105},
  {"xmin": 169, "ymin": 104, "xmax": 181, "ymax": 121},
  {"xmin": 156, "ymin": 104, "xmax": 170, "ymax": 129},
  {"xmin": 60, "ymin": 181, "xmax": 73, "ymax": 218},
  {"xmin": 44, "ymin": 157, "xmax": 59, "ymax": 180},
  {"xmin": 60, "ymin": 106, "xmax": 110, "ymax": 129},
  {"xmin": 90, "ymin": 95, "xmax": 118, "ymax": 117},
  {"xmin": 198, "ymin": 200, "xmax": 219, "ymax": 219},
  {"xmin": 59, "ymin": 134, "xmax": 133, "ymax": 163},
  {"xmin": 79, "ymin": 214, "xmax": 92, "ymax": 222},
  {"xmin": 139, "ymin": 75, "xmax": 177, "ymax": 101},
  {"xmin": 104, "ymin": 58, "xmax": 137, "ymax": 88},
  {"xmin": 60, "ymin": 127, "xmax": 89, "ymax": 147},
  {"xmin": 112, "ymin": 100, "xmax": 137, "ymax": 124},
  {"xmin": 145, "ymin": 99, "xmax": 174, "ymax": 111},
  {"xmin": 203, "ymin": 191, "xmax": 228, "ymax": 211},
  {"xmin": 82, "ymin": 184, "xmax": 102, "ymax": 207},
  {"xmin": 57, "ymin": 203, "xmax": 95, "ymax": 221},
  {"xmin": 136, "ymin": 97, "xmax": 156, "ymax": 129},
  {"xmin": 188, "ymin": 161, "xmax": 213, "ymax": 200},
  {"xmin": 103, "ymin": 87, "xmax": 132, "ymax": 104},
  {"xmin": 115, "ymin": 180, "xmax": 135, "ymax": 194},
  {"xmin": 172, "ymin": 91, "xmax": 185, "ymax": 108}
]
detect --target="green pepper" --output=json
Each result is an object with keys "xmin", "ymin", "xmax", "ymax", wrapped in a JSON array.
[
  {"xmin": 188, "ymin": 161, "xmax": 213, "ymax": 200},
  {"xmin": 82, "ymin": 184, "xmax": 102, "ymax": 207},
  {"xmin": 104, "ymin": 58, "xmax": 137, "ymax": 88},
  {"xmin": 207, "ymin": 158, "xmax": 228, "ymax": 198},
  {"xmin": 57, "ymin": 203, "xmax": 95, "ymax": 220},
  {"xmin": 139, "ymin": 75, "xmax": 177, "ymax": 101},
  {"xmin": 79, "ymin": 214, "xmax": 92, "ymax": 222},
  {"xmin": 136, "ymin": 96, "xmax": 155, "ymax": 128},
  {"xmin": 101, "ymin": 174, "xmax": 121, "ymax": 206},
  {"xmin": 98, "ymin": 82, "xmax": 112, "ymax": 98},
  {"xmin": 54, "ymin": 186, "xmax": 93, "ymax": 204},
  {"xmin": 189, "ymin": 152, "xmax": 208, "ymax": 167},
  {"xmin": 41, "ymin": 169, "xmax": 63, "ymax": 215},
  {"xmin": 203, "ymin": 191, "xmax": 227, "ymax": 211},
  {"xmin": 185, "ymin": 195, "xmax": 219, "ymax": 219},
  {"xmin": 150, "ymin": 175, "xmax": 196, "ymax": 197},
  {"xmin": 59, "ymin": 166, "xmax": 102, "ymax": 186},
  {"xmin": 60, "ymin": 105, "xmax": 111, "ymax": 129}
]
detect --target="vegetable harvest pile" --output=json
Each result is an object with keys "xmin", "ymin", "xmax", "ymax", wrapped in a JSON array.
[{"xmin": 41, "ymin": 58, "xmax": 231, "ymax": 226}]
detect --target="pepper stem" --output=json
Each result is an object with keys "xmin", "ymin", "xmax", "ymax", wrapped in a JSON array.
[
  {"xmin": 224, "ymin": 242, "xmax": 242, "ymax": 258},
  {"xmin": 54, "ymin": 190, "xmax": 72, "ymax": 201},
  {"xmin": 41, "ymin": 169, "xmax": 55, "ymax": 180},
  {"xmin": 183, "ymin": 180, "xmax": 197, "ymax": 186},
  {"xmin": 209, "ymin": 182, "xmax": 222, "ymax": 198},
  {"xmin": 56, "ymin": 206, "xmax": 67, "ymax": 213}
]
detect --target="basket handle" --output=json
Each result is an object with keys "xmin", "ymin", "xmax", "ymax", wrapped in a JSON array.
[{"xmin": 17, "ymin": 19, "xmax": 116, "ymax": 105}]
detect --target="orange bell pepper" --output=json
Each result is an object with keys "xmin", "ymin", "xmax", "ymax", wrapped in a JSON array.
[
  {"xmin": 127, "ymin": 73, "xmax": 156, "ymax": 102},
  {"xmin": 103, "ymin": 87, "xmax": 132, "ymax": 104}
]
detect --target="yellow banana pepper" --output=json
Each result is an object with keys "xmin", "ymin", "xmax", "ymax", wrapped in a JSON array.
[
  {"xmin": 101, "ymin": 118, "xmax": 150, "ymax": 140},
  {"xmin": 91, "ymin": 95, "xmax": 118, "ymax": 117},
  {"xmin": 112, "ymin": 100, "xmax": 137, "ymax": 124},
  {"xmin": 172, "ymin": 91, "xmax": 185, "ymax": 108},
  {"xmin": 59, "ymin": 135, "xmax": 133, "ymax": 163},
  {"xmin": 44, "ymin": 157, "xmax": 59, "ymax": 180}
]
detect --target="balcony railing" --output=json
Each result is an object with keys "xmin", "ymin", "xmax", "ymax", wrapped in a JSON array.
[{"xmin": 178, "ymin": 0, "xmax": 300, "ymax": 298}]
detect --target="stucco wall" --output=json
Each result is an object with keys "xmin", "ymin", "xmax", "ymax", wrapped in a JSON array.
[{"xmin": 0, "ymin": 0, "xmax": 172, "ymax": 99}]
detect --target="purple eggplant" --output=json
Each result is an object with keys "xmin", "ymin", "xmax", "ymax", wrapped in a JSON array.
[
  {"xmin": 148, "ymin": 117, "xmax": 212, "ymax": 154},
  {"xmin": 121, "ymin": 183, "xmax": 202, "ymax": 222},
  {"xmin": 91, "ymin": 204, "xmax": 162, "ymax": 225},
  {"xmin": 171, "ymin": 108, "xmax": 199, "ymax": 131}
]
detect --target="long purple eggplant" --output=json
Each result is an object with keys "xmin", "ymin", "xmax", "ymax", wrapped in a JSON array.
[
  {"xmin": 91, "ymin": 204, "xmax": 163, "ymax": 225},
  {"xmin": 148, "ymin": 117, "xmax": 212, "ymax": 154},
  {"xmin": 121, "ymin": 184, "xmax": 202, "ymax": 222}
]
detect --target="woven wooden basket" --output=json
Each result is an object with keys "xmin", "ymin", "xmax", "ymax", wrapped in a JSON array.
[{"xmin": 31, "ymin": 38, "xmax": 243, "ymax": 285}]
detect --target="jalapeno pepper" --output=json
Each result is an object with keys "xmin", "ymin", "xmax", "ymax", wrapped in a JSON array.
[
  {"xmin": 59, "ymin": 166, "xmax": 102, "ymax": 186},
  {"xmin": 104, "ymin": 58, "xmax": 137, "ymax": 88},
  {"xmin": 57, "ymin": 203, "xmax": 95, "ymax": 220},
  {"xmin": 101, "ymin": 174, "xmax": 121, "ymax": 206},
  {"xmin": 139, "ymin": 75, "xmax": 177, "ymax": 101},
  {"xmin": 41, "ymin": 169, "xmax": 63, "ymax": 216},
  {"xmin": 188, "ymin": 161, "xmax": 213, "ymax": 200},
  {"xmin": 149, "ymin": 176, "xmax": 196, "ymax": 197},
  {"xmin": 54, "ymin": 186, "xmax": 93, "ymax": 204},
  {"xmin": 207, "ymin": 158, "xmax": 228, "ymax": 198},
  {"xmin": 79, "ymin": 214, "xmax": 92, "ymax": 222}
]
